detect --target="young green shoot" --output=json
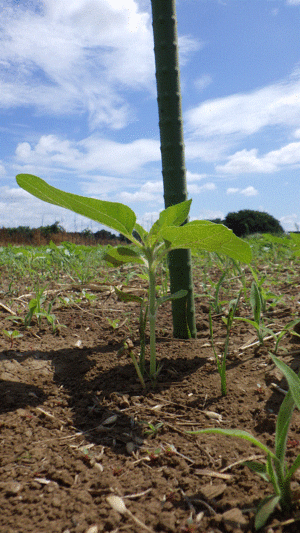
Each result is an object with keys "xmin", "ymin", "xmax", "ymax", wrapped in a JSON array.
[
  {"xmin": 209, "ymin": 291, "xmax": 241, "ymax": 396},
  {"xmin": 7, "ymin": 286, "xmax": 63, "ymax": 332},
  {"xmin": 188, "ymin": 354, "xmax": 300, "ymax": 530},
  {"xmin": 143, "ymin": 421, "xmax": 164, "ymax": 438},
  {"xmin": 236, "ymin": 280, "xmax": 274, "ymax": 345},
  {"xmin": 106, "ymin": 317, "xmax": 122, "ymax": 330},
  {"xmin": 2, "ymin": 329, "xmax": 23, "ymax": 348},
  {"xmin": 249, "ymin": 265, "xmax": 283, "ymax": 314}
]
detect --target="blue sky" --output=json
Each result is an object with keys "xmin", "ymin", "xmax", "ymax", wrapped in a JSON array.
[{"xmin": 1, "ymin": 0, "xmax": 300, "ymax": 232}]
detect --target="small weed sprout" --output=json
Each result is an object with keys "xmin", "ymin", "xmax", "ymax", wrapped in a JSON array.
[
  {"xmin": 2, "ymin": 329, "xmax": 23, "ymax": 348},
  {"xmin": 143, "ymin": 421, "xmax": 164, "ymax": 438},
  {"xmin": 7, "ymin": 286, "xmax": 63, "ymax": 333},
  {"xmin": 106, "ymin": 317, "xmax": 121, "ymax": 330}
]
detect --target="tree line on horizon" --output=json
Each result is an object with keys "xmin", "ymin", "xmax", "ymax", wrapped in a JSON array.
[{"xmin": 0, "ymin": 209, "xmax": 285, "ymax": 246}]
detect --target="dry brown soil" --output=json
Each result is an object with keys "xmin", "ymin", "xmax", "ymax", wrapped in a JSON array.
[{"xmin": 1, "ymin": 261, "xmax": 300, "ymax": 533}]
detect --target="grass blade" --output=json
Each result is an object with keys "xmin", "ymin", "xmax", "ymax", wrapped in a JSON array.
[
  {"xmin": 188, "ymin": 428, "xmax": 274, "ymax": 458},
  {"xmin": 275, "ymin": 388, "xmax": 295, "ymax": 463},
  {"xmin": 271, "ymin": 355, "xmax": 300, "ymax": 409},
  {"xmin": 244, "ymin": 460, "xmax": 269, "ymax": 482},
  {"xmin": 255, "ymin": 495, "xmax": 281, "ymax": 530},
  {"xmin": 286, "ymin": 454, "xmax": 300, "ymax": 482}
]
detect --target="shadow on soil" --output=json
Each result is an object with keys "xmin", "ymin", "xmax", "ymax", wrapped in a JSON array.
[{"xmin": 1, "ymin": 342, "xmax": 208, "ymax": 454}]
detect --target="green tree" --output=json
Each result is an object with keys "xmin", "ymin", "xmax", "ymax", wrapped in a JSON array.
[
  {"xmin": 224, "ymin": 210, "xmax": 284, "ymax": 237},
  {"xmin": 151, "ymin": 0, "xmax": 196, "ymax": 338}
]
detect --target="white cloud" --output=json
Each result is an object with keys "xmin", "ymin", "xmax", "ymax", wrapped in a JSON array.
[
  {"xmin": 185, "ymin": 71, "xmax": 300, "ymax": 139},
  {"xmin": 0, "ymin": 0, "xmax": 155, "ymax": 129},
  {"xmin": 241, "ymin": 186, "xmax": 258, "ymax": 197},
  {"xmin": 0, "ymin": 185, "xmax": 71, "ymax": 229},
  {"xmin": 286, "ymin": 0, "xmax": 300, "ymax": 5},
  {"xmin": 118, "ymin": 179, "xmax": 216, "ymax": 204},
  {"xmin": 0, "ymin": 0, "xmax": 200, "ymax": 131},
  {"xmin": 119, "ymin": 180, "xmax": 163, "ymax": 203},
  {"xmin": 217, "ymin": 148, "xmax": 276, "ymax": 174},
  {"xmin": 186, "ymin": 170, "xmax": 207, "ymax": 181},
  {"xmin": 178, "ymin": 35, "xmax": 204, "ymax": 66},
  {"xmin": 0, "ymin": 162, "xmax": 6, "ymax": 177},
  {"xmin": 226, "ymin": 186, "xmax": 258, "ymax": 197},
  {"xmin": 15, "ymin": 134, "xmax": 161, "ymax": 176},
  {"xmin": 188, "ymin": 182, "xmax": 216, "ymax": 194},
  {"xmin": 193, "ymin": 209, "xmax": 225, "ymax": 221},
  {"xmin": 216, "ymin": 141, "xmax": 300, "ymax": 174},
  {"xmin": 0, "ymin": 184, "xmax": 117, "ymax": 231},
  {"xmin": 80, "ymin": 175, "xmax": 126, "ymax": 197},
  {"xmin": 194, "ymin": 74, "xmax": 213, "ymax": 92},
  {"xmin": 185, "ymin": 138, "xmax": 230, "ymax": 162},
  {"xmin": 280, "ymin": 213, "xmax": 300, "ymax": 232}
]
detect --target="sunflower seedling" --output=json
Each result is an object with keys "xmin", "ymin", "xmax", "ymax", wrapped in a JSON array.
[
  {"xmin": 16, "ymin": 174, "xmax": 251, "ymax": 383},
  {"xmin": 188, "ymin": 354, "xmax": 300, "ymax": 530}
]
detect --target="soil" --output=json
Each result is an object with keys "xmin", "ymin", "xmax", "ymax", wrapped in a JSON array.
[{"xmin": 1, "ymin": 259, "xmax": 300, "ymax": 533}]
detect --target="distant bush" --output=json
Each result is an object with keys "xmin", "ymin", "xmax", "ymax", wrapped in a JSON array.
[
  {"xmin": 38, "ymin": 221, "xmax": 64, "ymax": 237},
  {"xmin": 94, "ymin": 229, "xmax": 117, "ymax": 241},
  {"xmin": 223, "ymin": 210, "xmax": 284, "ymax": 237},
  {"xmin": 209, "ymin": 218, "xmax": 223, "ymax": 224}
]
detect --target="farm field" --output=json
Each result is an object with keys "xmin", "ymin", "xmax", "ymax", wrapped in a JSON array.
[{"xmin": 1, "ymin": 236, "xmax": 300, "ymax": 533}]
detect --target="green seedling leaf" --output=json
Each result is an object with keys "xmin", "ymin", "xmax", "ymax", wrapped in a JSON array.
[
  {"xmin": 275, "ymin": 388, "xmax": 295, "ymax": 463},
  {"xmin": 28, "ymin": 298, "xmax": 38, "ymax": 310},
  {"xmin": 244, "ymin": 460, "xmax": 269, "ymax": 482},
  {"xmin": 236, "ymin": 317, "xmax": 260, "ymax": 331},
  {"xmin": 188, "ymin": 428, "xmax": 273, "ymax": 458},
  {"xmin": 148, "ymin": 200, "xmax": 192, "ymax": 241},
  {"xmin": 255, "ymin": 495, "xmax": 281, "ymax": 530},
  {"xmin": 16, "ymin": 174, "xmax": 136, "ymax": 238},
  {"xmin": 156, "ymin": 289, "xmax": 187, "ymax": 307},
  {"xmin": 266, "ymin": 454, "xmax": 280, "ymax": 495},
  {"xmin": 275, "ymin": 320, "xmax": 300, "ymax": 349},
  {"xmin": 104, "ymin": 246, "xmax": 145, "ymax": 266},
  {"xmin": 271, "ymin": 355, "xmax": 300, "ymax": 409},
  {"xmin": 286, "ymin": 453, "xmax": 300, "ymax": 482},
  {"xmin": 250, "ymin": 281, "xmax": 261, "ymax": 324},
  {"xmin": 2, "ymin": 329, "xmax": 23, "ymax": 343},
  {"xmin": 133, "ymin": 223, "xmax": 148, "ymax": 244},
  {"xmin": 161, "ymin": 220, "xmax": 252, "ymax": 263},
  {"xmin": 153, "ymin": 199, "xmax": 192, "ymax": 234},
  {"xmin": 138, "ymin": 273, "xmax": 148, "ymax": 280},
  {"xmin": 114, "ymin": 286, "xmax": 144, "ymax": 304},
  {"xmin": 5, "ymin": 315, "xmax": 23, "ymax": 323}
]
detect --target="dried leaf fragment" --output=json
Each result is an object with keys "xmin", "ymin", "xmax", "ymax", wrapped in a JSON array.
[
  {"xmin": 102, "ymin": 414, "xmax": 118, "ymax": 425},
  {"xmin": 107, "ymin": 495, "xmax": 127, "ymax": 514},
  {"xmin": 203, "ymin": 410, "xmax": 223, "ymax": 422}
]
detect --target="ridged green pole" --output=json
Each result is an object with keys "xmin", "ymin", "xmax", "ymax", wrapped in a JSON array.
[{"xmin": 150, "ymin": 0, "xmax": 196, "ymax": 338}]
